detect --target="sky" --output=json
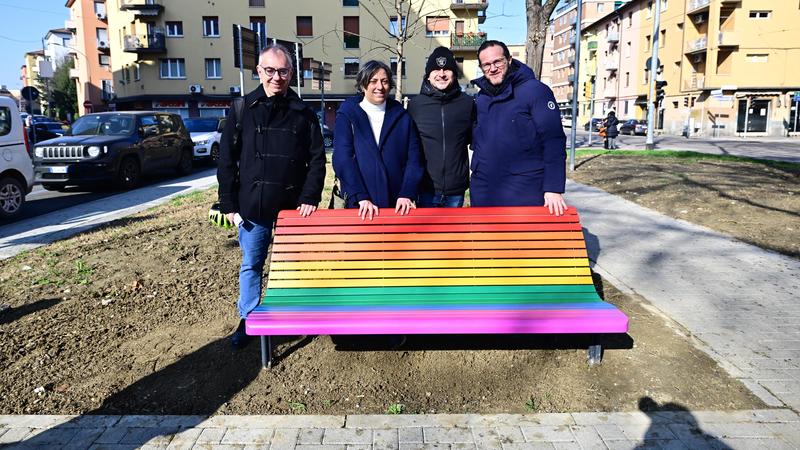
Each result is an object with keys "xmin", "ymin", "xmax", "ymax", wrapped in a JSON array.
[{"xmin": 0, "ymin": 0, "xmax": 527, "ymax": 92}]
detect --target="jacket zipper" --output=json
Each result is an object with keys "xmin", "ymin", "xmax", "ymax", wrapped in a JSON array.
[{"xmin": 440, "ymin": 100, "xmax": 446, "ymax": 195}]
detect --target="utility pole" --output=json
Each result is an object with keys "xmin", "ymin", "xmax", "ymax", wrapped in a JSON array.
[
  {"xmin": 645, "ymin": 0, "xmax": 662, "ymax": 150},
  {"xmin": 569, "ymin": 0, "xmax": 583, "ymax": 172}
]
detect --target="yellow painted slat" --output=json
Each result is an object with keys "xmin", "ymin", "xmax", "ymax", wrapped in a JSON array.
[
  {"xmin": 268, "ymin": 276, "xmax": 596, "ymax": 289},
  {"xmin": 269, "ymin": 258, "xmax": 590, "ymax": 271},
  {"xmin": 269, "ymin": 267, "xmax": 589, "ymax": 280}
]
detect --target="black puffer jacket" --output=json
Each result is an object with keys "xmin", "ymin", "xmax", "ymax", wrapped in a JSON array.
[
  {"xmin": 407, "ymin": 80, "xmax": 475, "ymax": 196},
  {"xmin": 217, "ymin": 85, "xmax": 326, "ymax": 222}
]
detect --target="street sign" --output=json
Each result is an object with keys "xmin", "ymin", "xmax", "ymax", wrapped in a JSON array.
[
  {"xmin": 21, "ymin": 86, "xmax": 39, "ymax": 101},
  {"xmin": 233, "ymin": 25, "xmax": 258, "ymax": 71},
  {"xmin": 644, "ymin": 57, "xmax": 661, "ymax": 71}
]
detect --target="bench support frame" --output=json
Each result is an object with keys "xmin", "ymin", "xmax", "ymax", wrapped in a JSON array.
[
  {"xmin": 260, "ymin": 336, "xmax": 272, "ymax": 369},
  {"xmin": 588, "ymin": 343, "xmax": 603, "ymax": 366}
]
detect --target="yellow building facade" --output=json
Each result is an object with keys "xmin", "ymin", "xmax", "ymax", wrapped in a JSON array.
[{"xmin": 85, "ymin": 0, "xmax": 485, "ymax": 123}]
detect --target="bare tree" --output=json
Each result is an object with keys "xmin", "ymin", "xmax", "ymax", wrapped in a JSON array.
[{"xmin": 525, "ymin": 0, "xmax": 559, "ymax": 79}]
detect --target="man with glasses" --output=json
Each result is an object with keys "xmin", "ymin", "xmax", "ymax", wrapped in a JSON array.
[
  {"xmin": 217, "ymin": 44, "xmax": 326, "ymax": 349},
  {"xmin": 470, "ymin": 40, "xmax": 567, "ymax": 216}
]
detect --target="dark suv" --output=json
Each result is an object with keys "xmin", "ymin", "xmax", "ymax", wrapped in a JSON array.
[{"xmin": 33, "ymin": 111, "xmax": 194, "ymax": 190}]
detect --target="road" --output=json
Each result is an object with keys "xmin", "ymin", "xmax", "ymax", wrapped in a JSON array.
[{"xmin": 567, "ymin": 130, "xmax": 800, "ymax": 162}]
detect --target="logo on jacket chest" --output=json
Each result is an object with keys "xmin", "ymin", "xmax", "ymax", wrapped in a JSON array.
[{"xmin": 547, "ymin": 101, "xmax": 556, "ymax": 110}]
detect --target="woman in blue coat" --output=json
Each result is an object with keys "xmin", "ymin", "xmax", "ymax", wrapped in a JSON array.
[{"xmin": 333, "ymin": 60, "xmax": 424, "ymax": 220}]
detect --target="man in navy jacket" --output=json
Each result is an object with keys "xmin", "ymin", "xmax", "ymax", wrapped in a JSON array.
[{"xmin": 470, "ymin": 40, "xmax": 567, "ymax": 215}]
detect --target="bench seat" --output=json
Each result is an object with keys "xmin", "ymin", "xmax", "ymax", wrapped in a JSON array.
[{"xmin": 246, "ymin": 206, "xmax": 629, "ymax": 367}]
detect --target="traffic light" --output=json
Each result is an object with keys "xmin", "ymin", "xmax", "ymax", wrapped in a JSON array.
[
  {"xmin": 655, "ymin": 80, "xmax": 667, "ymax": 107},
  {"xmin": 583, "ymin": 81, "xmax": 593, "ymax": 99}
]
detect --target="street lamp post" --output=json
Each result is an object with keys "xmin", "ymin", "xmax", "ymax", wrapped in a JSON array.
[
  {"xmin": 569, "ymin": 0, "xmax": 583, "ymax": 172},
  {"xmin": 645, "ymin": 0, "xmax": 662, "ymax": 150}
]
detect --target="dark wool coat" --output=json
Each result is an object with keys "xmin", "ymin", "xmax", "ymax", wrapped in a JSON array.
[
  {"xmin": 332, "ymin": 95, "xmax": 424, "ymax": 209},
  {"xmin": 216, "ymin": 85, "xmax": 326, "ymax": 222},
  {"xmin": 470, "ymin": 60, "xmax": 567, "ymax": 207},
  {"xmin": 604, "ymin": 115, "xmax": 620, "ymax": 138}
]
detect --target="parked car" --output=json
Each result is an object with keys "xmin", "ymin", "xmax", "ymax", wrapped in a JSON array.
[
  {"xmin": 0, "ymin": 96, "xmax": 34, "ymax": 219},
  {"xmin": 184, "ymin": 117, "xmax": 224, "ymax": 162},
  {"xmin": 32, "ymin": 111, "xmax": 194, "ymax": 191},
  {"xmin": 619, "ymin": 119, "xmax": 647, "ymax": 136},
  {"xmin": 29, "ymin": 121, "xmax": 68, "ymax": 144},
  {"xmin": 584, "ymin": 118, "xmax": 604, "ymax": 132}
]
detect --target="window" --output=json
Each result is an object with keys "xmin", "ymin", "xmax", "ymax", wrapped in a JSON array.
[
  {"xmin": 123, "ymin": 67, "xmax": 130, "ymax": 84},
  {"xmin": 627, "ymin": 12, "xmax": 633, "ymax": 28},
  {"xmin": 645, "ymin": 35, "xmax": 651, "ymax": 51},
  {"xmin": 625, "ymin": 71, "xmax": 630, "ymax": 87},
  {"xmin": 625, "ymin": 41, "xmax": 631, "ymax": 57},
  {"xmin": 96, "ymin": 27, "xmax": 109, "ymax": 46},
  {"xmin": 160, "ymin": 58, "xmax": 186, "ymax": 78},
  {"xmin": 343, "ymin": 16, "xmax": 359, "ymax": 48},
  {"xmin": 426, "ymin": 16, "xmax": 449, "ymax": 37},
  {"xmin": 166, "ymin": 21, "xmax": 183, "ymax": 37},
  {"xmin": 250, "ymin": 17, "xmax": 266, "ymax": 49},
  {"xmin": 344, "ymin": 57, "xmax": 359, "ymax": 78},
  {"xmin": 746, "ymin": 53, "xmax": 768, "ymax": 63},
  {"xmin": 302, "ymin": 58, "xmax": 313, "ymax": 79},
  {"xmin": 157, "ymin": 114, "xmax": 177, "ymax": 133},
  {"xmin": 296, "ymin": 16, "xmax": 313, "ymax": 37},
  {"xmin": 133, "ymin": 63, "xmax": 140, "ymax": 81},
  {"xmin": 748, "ymin": 10, "xmax": 771, "ymax": 19},
  {"xmin": 343, "ymin": 0, "xmax": 358, "ymax": 5},
  {"xmin": 389, "ymin": 16, "xmax": 406, "ymax": 37},
  {"xmin": 93, "ymin": 1, "xmax": 106, "ymax": 17},
  {"xmin": 0, "ymin": 107, "xmax": 11, "ymax": 137},
  {"xmin": 203, "ymin": 16, "xmax": 219, "ymax": 37},
  {"xmin": 597, "ymin": 3, "xmax": 604, "ymax": 13},
  {"xmin": 647, "ymin": 1, "xmax": 653, "ymax": 18},
  {"xmin": 249, "ymin": 0, "xmax": 265, "ymax": 6},
  {"xmin": 390, "ymin": 57, "xmax": 406, "ymax": 78},
  {"xmin": 660, "ymin": 30, "xmax": 666, "ymax": 47},
  {"xmin": 205, "ymin": 58, "xmax": 222, "ymax": 78},
  {"xmin": 661, "ymin": 0, "xmax": 668, "ymax": 10},
  {"xmin": 101, "ymin": 79, "xmax": 113, "ymax": 100},
  {"xmin": 98, "ymin": 54, "xmax": 110, "ymax": 66}
]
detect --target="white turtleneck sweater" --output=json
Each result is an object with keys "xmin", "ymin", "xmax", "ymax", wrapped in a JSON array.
[{"xmin": 359, "ymin": 98, "xmax": 386, "ymax": 146}]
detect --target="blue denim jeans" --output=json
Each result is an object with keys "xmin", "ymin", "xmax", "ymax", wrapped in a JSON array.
[
  {"xmin": 417, "ymin": 191, "xmax": 465, "ymax": 208},
  {"xmin": 237, "ymin": 218, "xmax": 274, "ymax": 319}
]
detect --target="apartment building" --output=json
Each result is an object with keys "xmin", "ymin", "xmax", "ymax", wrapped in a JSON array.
[
  {"xmin": 549, "ymin": 0, "xmax": 626, "ymax": 118},
  {"xmin": 43, "ymin": 29, "xmax": 75, "ymax": 67},
  {"xmin": 79, "ymin": 0, "xmax": 485, "ymax": 124},
  {"xmin": 21, "ymin": 51, "xmax": 45, "ymax": 114},
  {"xmin": 66, "ymin": 0, "xmax": 114, "ymax": 114}
]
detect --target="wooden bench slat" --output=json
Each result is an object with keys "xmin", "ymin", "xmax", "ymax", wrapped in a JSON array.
[
  {"xmin": 269, "ymin": 267, "xmax": 590, "ymax": 280},
  {"xmin": 264, "ymin": 284, "xmax": 599, "ymax": 297},
  {"xmin": 270, "ymin": 249, "xmax": 589, "ymax": 261},
  {"xmin": 275, "ymin": 222, "xmax": 583, "ymax": 235},
  {"xmin": 271, "ymin": 239, "xmax": 586, "ymax": 253},
  {"xmin": 276, "ymin": 213, "xmax": 580, "ymax": 227},
  {"xmin": 268, "ymin": 275, "xmax": 595, "ymax": 289},
  {"xmin": 273, "ymin": 231, "xmax": 585, "ymax": 244},
  {"xmin": 269, "ymin": 258, "xmax": 589, "ymax": 271},
  {"xmin": 259, "ymin": 293, "xmax": 601, "ymax": 307},
  {"xmin": 276, "ymin": 206, "xmax": 578, "ymax": 219}
]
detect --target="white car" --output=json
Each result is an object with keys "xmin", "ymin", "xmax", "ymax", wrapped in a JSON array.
[
  {"xmin": 0, "ymin": 96, "xmax": 34, "ymax": 219},
  {"xmin": 184, "ymin": 117, "xmax": 224, "ymax": 163}
]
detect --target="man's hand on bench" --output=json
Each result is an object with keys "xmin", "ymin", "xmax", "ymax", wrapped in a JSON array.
[
  {"xmin": 395, "ymin": 197, "xmax": 416, "ymax": 216},
  {"xmin": 544, "ymin": 192, "xmax": 567, "ymax": 217},
  {"xmin": 359, "ymin": 200, "xmax": 380, "ymax": 221},
  {"xmin": 297, "ymin": 204, "xmax": 318, "ymax": 217}
]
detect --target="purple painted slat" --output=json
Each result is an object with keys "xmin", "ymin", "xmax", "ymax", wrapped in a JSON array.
[{"xmin": 246, "ymin": 309, "xmax": 629, "ymax": 335}]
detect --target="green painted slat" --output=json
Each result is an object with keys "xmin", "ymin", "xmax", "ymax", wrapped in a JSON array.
[
  {"xmin": 260, "ymin": 292, "xmax": 602, "ymax": 307},
  {"xmin": 264, "ymin": 284, "xmax": 598, "ymax": 298}
]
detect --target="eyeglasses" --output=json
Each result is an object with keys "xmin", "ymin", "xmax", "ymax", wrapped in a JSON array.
[
  {"xmin": 480, "ymin": 58, "xmax": 508, "ymax": 71},
  {"xmin": 259, "ymin": 65, "xmax": 291, "ymax": 78}
]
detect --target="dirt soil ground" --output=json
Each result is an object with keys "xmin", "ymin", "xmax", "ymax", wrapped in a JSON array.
[{"xmin": 0, "ymin": 154, "xmax": 783, "ymax": 416}]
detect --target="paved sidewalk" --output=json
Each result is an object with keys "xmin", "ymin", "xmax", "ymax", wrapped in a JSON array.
[
  {"xmin": 1, "ymin": 410, "xmax": 799, "ymax": 449},
  {"xmin": 568, "ymin": 180, "xmax": 800, "ymax": 412}
]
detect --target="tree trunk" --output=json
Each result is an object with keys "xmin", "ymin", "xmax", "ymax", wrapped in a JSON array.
[
  {"xmin": 525, "ymin": 0, "xmax": 559, "ymax": 80},
  {"xmin": 395, "ymin": 0, "xmax": 404, "ymax": 102}
]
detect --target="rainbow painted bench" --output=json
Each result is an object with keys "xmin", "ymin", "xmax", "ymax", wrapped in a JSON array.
[{"xmin": 246, "ymin": 206, "xmax": 629, "ymax": 368}]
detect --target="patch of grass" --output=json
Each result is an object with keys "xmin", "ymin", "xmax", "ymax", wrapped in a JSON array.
[
  {"xmin": 288, "ymin": 401, "xmax": 307, "ymax": 413},
  {"xmin": 524, "ymin": 396, "xmax": 539, "ymax": 412},
  {"xmin": 574, "ymin": 149, "xmax": 800, "ymax": 171},
  {"xmin": 34, "ymin": 257, "xmax": 65, "ymax": 287},
  {"xmin": 169, "ymin": 189, "xmax": 208, "ymax": 207},
  {"xmin": 386, "ymin": 403, "xmax": 404, "ymax": 415},
  {"xmin": 74, "ymin": 260, "xmax": 93, "ymax": 285}
]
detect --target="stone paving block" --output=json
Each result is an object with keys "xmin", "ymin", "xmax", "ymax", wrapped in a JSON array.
[
  {"xmin": 567, "ymin": 425, "xmax": 605, "ymax": 450},
  {"xmin": 295, "ymin": 445, "xmax": 346, "ymax": 450},
  {"xmin": 348, "ymin": 415, "xmax": 466, "ymax": 429},
  {"xmin": 593, "ymin": 424, "xmax": 626, "ymax": 441},
  {"xmin": 551, "ymin": 443, "xmax": 581, "ymax": 450},
  {"xmin": 758, "ymin": 380, "xmax": 798, "ymax": 394},
  {"xmin": 220, "ymin": 428, "xmax": 274, "ymax": 445},
  {"xmin": 423, "ymin": 427, "xmax": 473, "ymax": 444},
  {"xmin": 399, "ymin": 444, "xmax": 449, "ymax": 450},
  {"xmin": 87, "ymin": 444, "xmax": 143, "ymax": 450},
  {"xmin": 190, "ymin": 444, "xmax": 245, "ymax": 450},
  {"xmin": 470, "ymin": 414, "xmax": 573, "ymax": 428},
  {"xmin": 501, "ymin": 443, "xmax": 554, "ymax": 449},
  {"xmin": 202, "ymin": 415, "xmax": 342, "ymax": 429},
  {"xmin": 469, "ymin": 427, "xmax": 503, "ymax": 450},
  {"xmin": 347, "ymin": 445, "xmax": 372, "ymax": 450},
  {"xmin": 96, "ymin": 427, "xmax": 132, "ymax": 444},
  {"xmin": 398, "ymin": 427, "xmax": 423, "ymax": 444},
  {"xmin": 14, "ymin": 426, "xmax": 79, "ymax": 445},
  {"xmin": 158, "ymin": 416, "xmax": 208, "ymax": 429},
  {"xmin": 196, "ymin": 427, "xmax": 227, "ymax": 444},
  {"xmin": 520, "ymin": 426, "xmax": 574, "ymax": 442},
  {"xmin": 741, "ymin": 380, "xmax": 786, "ymax": 407},
  {"xmin": 323, "ymin": 428, "xmax": 373, "ymax": 445},
  {"xmin": 139, "ymin": 444, "xmax": 170, "ymax": 450},
  {"xmin": 165, "ymin": 428, "xmax": 202, "ymax": 450},
  {"xmin": 570, "ymin": 412, "xmax": 650, "ymax": 426},
  {"xmin": 717, "ymin": 437, "xmax": 795, "ymax": 450},
  {"xmin": 450, "ymin": 444, "xmax": 476, "ymax": 450},
  {"xmin": 298, "ymin": 428, "xmax": 325, "ymax": 445},
  {"xmin": 271, "ymin": 428, "xmax": 300, "ymax": 450},
  {"xmin": 373, "ymin": 428, "xmax": 399, "ymax": 450},
  {"xmin": 747, "ymin": 409, "xmax": 800, "ymax": 423},
  {"xmin": 701, "ymin": 422, "xmax": 779, "ymax": 439},
  {"xmin": 120, "ymin": 426, "xmax": 180, "ymax": 446},
  {"xmin": 620, "ymin": 424, "xmax": 676, "ymax": 441},
  {"xmin": 116, "ymin": 415, "xmax": 165, "ymax": 428},
  {"xmin": 766, "ymin": 423, "xmax": 800, "ymax": 447}
]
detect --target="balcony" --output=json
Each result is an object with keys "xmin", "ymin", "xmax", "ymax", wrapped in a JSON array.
[
  {"xmin": 605, "ymin": 60, "xmax": 618, "ymax": 71},
  {"xmin": 604, "ymin": 87, "xmax": 617, "ymax": 98},
  {"xmin": 451, "ymin": 33, "xmax": 487, "ymax": 51},
  {"xmin": 450, "ymin": 0, "xmax": 489, "ymax": 11},
  {"xmin": 607, "ymin": 31, "xmax": 619, "ymax": 43},
  {"xmin": 569, "ymin": 16, "xmax": 578, "ymax": 28},
  {"xmin": 119, "ymin": 0, "xmax": 164, "ymax": 16},
  {"xmin": 685, "ymin": 35, "xmax": 707, "ymax": 54},
  {"xmin": 567, "ymin": 74, "xmax": 575, "ymax": 83},
  {"xmin": 478, "ymin": 10, "xmax": 486, "ymax": 24},
  {"xmin": 686, "ymin": 0, "xmax": 710, "ymax": 14},
  {"xmin": 123, "ymin": 31, "xmax": 166, "ymax": 54},
  {"xmin": 65, "ymin": 19, "xmax": 76, "ymax": 32},
  {"xmin": 568, "ymin": 54, "xmax": 575, "ymax": 64},
  {"xmin": 587, "ymin": 40, "xmax": 598, "ymax": 51},
  {"xmin": 683, "ymin": 75, "xmax": 705, "ymax": 90},
  {"xmin": 718, "ymin": 31, "xmax": 738, "ymax": 47},
  {"xmin": 69, "ymin": 68, "xmax": 80, "ymax": 79}
]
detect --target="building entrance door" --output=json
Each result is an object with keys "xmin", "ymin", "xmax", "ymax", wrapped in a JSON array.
[{"xmin": 737, "ymin": 99, "xmax": 769, "ymax": 133}]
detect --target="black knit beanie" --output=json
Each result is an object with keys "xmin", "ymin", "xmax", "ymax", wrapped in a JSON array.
[{"xmin": 424, "ymin": 46, "xmax": 460, "ymax": 78}]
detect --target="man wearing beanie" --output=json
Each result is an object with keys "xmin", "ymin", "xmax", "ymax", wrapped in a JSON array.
[{"xmin": 408, "ymin": 46, "xmax": 475, "ymax": 207}]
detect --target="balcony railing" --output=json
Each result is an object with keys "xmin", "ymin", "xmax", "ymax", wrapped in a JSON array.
[
  {"xmin": 450, "ymin": 0, "xmax": 488, "ymax": 11},
  {"xmin": 605, "ymin": 61, "xmax": 618, "ymax": 71},
  {"xmin": 123, "ymin": 32, "xmax": 166, "ymax": 54},
  {"xmin": 568, "ymin": 54, "xmax": 575, "ymax": 64},
  {"xmin": 119, "ymin": 0, "xmax": 164, "ymax": 15},
  {"xmin": 685, "ymin": 35, "xmax": 707, "ymax": 53},
  {"xmin": 587, "ymin": 40, "xmax": 598, "ymax": 50},
  {"xmin": 451, "ymin": 33, "xmax": 487, "ymax": 50},
  {"xmin": 69, "ymin": 68, "xmax": 80, "ymax": 79},
  {"xmin": 567, "ymin": 74, "xmax": 575, "ymax": 83},
  {"xmin": 607, "ymin": 31, "xmax": 619, "ymax": 43},
  {"xmin": 683, "ymin": 75, "xmax": 705, "ymax": 90},
  {"xmin": 686, "ymin": 0, "xmax": 710, "ymax": 14},
  {"xmin": 604, "ymin": 87, "xmax": 617, "ymax": 98},
  {"xmin": 718, "ymin": 31, "xmax": 737, "ymax": 47}
]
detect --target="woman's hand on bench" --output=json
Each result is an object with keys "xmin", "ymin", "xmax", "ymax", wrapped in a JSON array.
[
  {"xmin": 359, "ymin": 200, "xmax": 379, "ymax": 221},
  {"xmin": 395, "ymin": 198, "xmax": 416, "ymax": 216},
  {"xmin": 544, "ymin": 192, "xmax": 567, "ymax": 217},
  {"xmin": 297, "ymin": 204, "xmax": 318, "ymax": 217}
]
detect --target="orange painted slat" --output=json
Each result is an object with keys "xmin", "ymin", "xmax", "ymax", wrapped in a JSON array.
[
  {"xmin": 277, "ymin": 206, "xmax": 578, "ymax": 220},
  {"xmin": 275, "ymin": 222, "xmax": 583, "ymax": 235},
  {"xmin": 273, "ymin": 231, "xmax": 585, "ymax": 244},
  {"xmin": 270, "ymin": 249, "xmax": 589, "ymax": 261},
  {"xmin": 271, "ymin": 239, "xmax": 586, "ymax": 253}
]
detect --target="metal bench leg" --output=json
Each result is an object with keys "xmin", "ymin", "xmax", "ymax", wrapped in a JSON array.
[
  {"xmin": 260, "ymin": 336, "xmax": 272, "ymax": 369},
  {"xmin": 587, "ymin": 343, "xmax": 603, "ymax": 366}
]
